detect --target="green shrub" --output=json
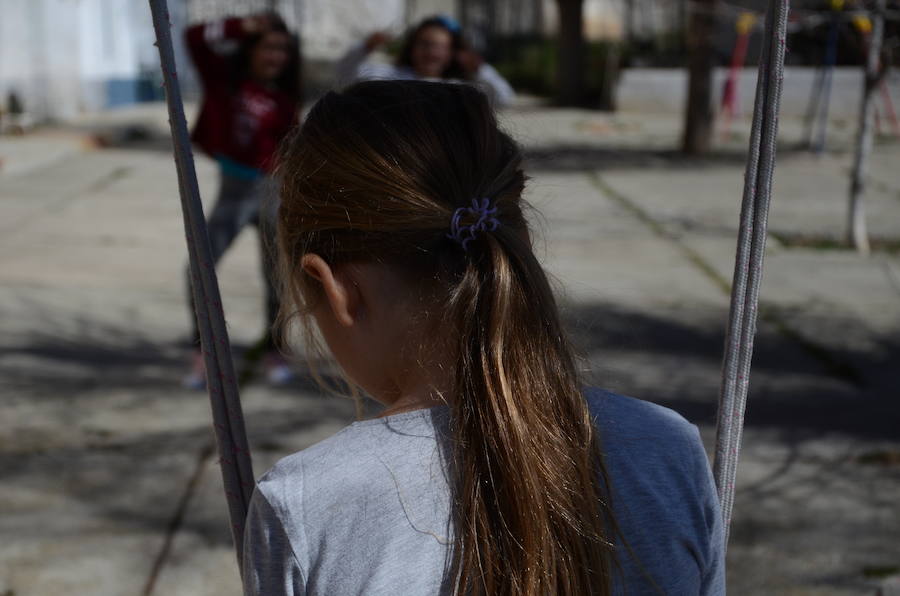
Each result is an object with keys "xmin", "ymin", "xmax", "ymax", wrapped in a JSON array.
[{"xmin": 491, "ymin": 35, "xmax": 622, "ymax": 109}]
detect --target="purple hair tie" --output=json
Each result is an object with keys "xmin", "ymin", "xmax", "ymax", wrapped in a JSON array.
[{"xmin": 447, "ymin": 198, "xmax": 500, "ymax": 252}]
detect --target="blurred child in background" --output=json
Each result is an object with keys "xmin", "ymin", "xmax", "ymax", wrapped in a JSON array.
[
  {"xmin": 183, "ymin": 12, "xmax": 301, "ymax": 388},
  {"xmin": 336, "ymin": 15, "xmax": 515, "ymax": 108}
]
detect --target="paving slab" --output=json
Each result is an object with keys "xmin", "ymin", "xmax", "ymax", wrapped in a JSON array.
[
  {"xmin": 0, "ymin": 130, "xmax": 89, "ymax": 178},
  {"xmin": 527, "ymin": 172, "xmax": 727, "ymax": 308}
]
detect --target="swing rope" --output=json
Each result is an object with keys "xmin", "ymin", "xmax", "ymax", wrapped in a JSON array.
[
  {"xmin": 148, "ymin": 0, "xmax": 255, "ymax": 577},
  {"xmin": 714, "ymin": 0, "xmax": 790, "ymax": 546}
]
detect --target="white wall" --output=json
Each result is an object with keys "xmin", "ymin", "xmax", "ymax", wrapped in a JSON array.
[
  {"xmin": 180, "ymin": 0, "xmax": 417, "ymax": 60},
  {"xmin": 0, "ymin": 0, "xmax": 77, "ymax": 119},
  {"xmin": 0, "ymin": 0, "xmax": 158, "ymax": 121},
  {"xmin": 299, "ymin": 0, "xmax": 406, "ymax": 59}
]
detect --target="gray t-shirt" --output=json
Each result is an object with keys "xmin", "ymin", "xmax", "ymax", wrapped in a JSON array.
[{"xmin": 242, "ymin": 389, "xmax": 725, "ymax": 595}]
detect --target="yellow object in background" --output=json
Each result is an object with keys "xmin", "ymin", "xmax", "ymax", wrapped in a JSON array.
[
  {"xmin": 852, "ymin": 14, "xmax": 873, "ymax": 34},
  {"xmin": 736, "ymin": 12, "xmax": 757, "ymax": 35}
]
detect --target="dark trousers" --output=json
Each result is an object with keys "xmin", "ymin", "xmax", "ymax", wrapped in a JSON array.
[{"xmin": 187, "ymin": 172, "xmax": 279, "ymax": 351}]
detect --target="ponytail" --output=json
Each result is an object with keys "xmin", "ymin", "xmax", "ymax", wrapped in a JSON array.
[
  {"xmin": 276, "ymin": 80, "xmax": 617, "ymax": 596},
  {"xmin": 447, "ymin": 227, "xmax": 615, "ymax": 595}
]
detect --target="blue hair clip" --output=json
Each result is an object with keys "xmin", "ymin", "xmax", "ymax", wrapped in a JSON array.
[
  {"xmin": 435, "ymin": 14, "xmax": 462, "ymax": 34},
  {"xmin": 447, "ymin": 198, "xmax": 500, "ymax": 252}
]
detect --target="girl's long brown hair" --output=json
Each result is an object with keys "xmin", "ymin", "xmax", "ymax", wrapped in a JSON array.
[{"xmin": 276, "ymin": 80, "xmax": 616, "ymax": 595}]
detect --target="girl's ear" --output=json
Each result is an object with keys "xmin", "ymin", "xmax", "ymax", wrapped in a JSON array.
[{"xmin": 300, "ymin": 254, "xmax": 356, "ymax": 327}]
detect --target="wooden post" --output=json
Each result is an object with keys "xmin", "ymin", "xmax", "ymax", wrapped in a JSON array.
[
  {"xmin": 847, "ymin": 0, "xmax": 885, "ymax": 255},
  {"xmin": 556, "ymin": 0, "xmax": 585, "ymax": 106},
  {"xmin": 625, "ymin": 0, "xmax": 635, "ymax": 44},
  {"xmin": 531, "ymin": 0, "xmax": 544, "ymax": 34},
  {"xmin": 682, "ymin": 0, "xmax": 719, "ymax": 154}
]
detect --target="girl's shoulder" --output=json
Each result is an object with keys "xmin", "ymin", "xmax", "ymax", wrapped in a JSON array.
[
  {"xmin": 585, "ymin": 387, "xmax": 700, "ymax": 444},
  {"xmin": 584, "ymin": 389, "xmax": 724, "ymax": 593},
  {"xmin": 584, "ymin": 387, "xmax": 712, "ymax": 493},
  {"xmin": 259, "ymin": 391, "xmax": 701, "ymax": 492},
  {"xmin": 255, "ymin": 407, "xmax": 448, "ymax": 511}
]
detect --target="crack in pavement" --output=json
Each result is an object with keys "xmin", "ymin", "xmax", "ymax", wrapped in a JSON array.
[
  {"xmin": 585, "ymin": 170, "xmax": 865, "ymax": 386},
  {"xmin": 141, "ymin": 442, "xmax": 216, "ymax": 596}
]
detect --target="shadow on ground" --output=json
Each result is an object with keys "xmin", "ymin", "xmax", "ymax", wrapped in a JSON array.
[
  {"xmin": 522, "ymin": 144, "xmax": 820, "ymax": 172},
  {"xmin": 0, "ymin": 315, "xmax": 359, "ymax": 547},
  {"xmin": 564, "ymin": 300, "xmax": 900, "ymax": 440},
  {"xmin": 1, "ymin": 299, "xmax": 897, "ymax": 547}
]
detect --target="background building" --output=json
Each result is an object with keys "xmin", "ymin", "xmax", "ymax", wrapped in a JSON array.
[
  {"xmin": 0, "ymin": 0, "xmax": 453, "ymax": 121},
  {"xmin": 0, "ymin": 0, "xmax": 160, "ymax": 122}
]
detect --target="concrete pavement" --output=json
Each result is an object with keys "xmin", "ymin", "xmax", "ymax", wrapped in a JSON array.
[{"xmin": 1, "ymin": 103, "xmax": 898, "ymax": 595}]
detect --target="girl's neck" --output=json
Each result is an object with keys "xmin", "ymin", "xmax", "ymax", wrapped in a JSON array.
[
  {"xmin": 375, "ymin": 345, "xmax": 455, "ymax": 418},
  {"xmin": 377, "ymin": 392, "xmax": 447, "ymax": 418}
]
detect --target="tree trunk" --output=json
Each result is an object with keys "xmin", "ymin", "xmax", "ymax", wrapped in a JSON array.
[
  {"xmin": 458, "ymin": 0, "xmax": 470, "ymax": 30},
  {"xmin": 682, "ymin": 0, "xmax": 718, "ymax": 154},
  {"xmin": 847, "ymin": 0, "xmax": 885, "ymax": 255},
  {"xmin": 486, "ymin": 0, "xmax": 497, "ymax": 41},
  {"xmin": 405, "ymin": 0, "xmax": 417, "ymax": 27},
  {"xmin": 625, "ymin": 0, "xmax": 635, "ymax": 44},
  {"xmin": 531, "ymin": 0, "xmax": 544, "ymax": 34},
  {"xmin": 556, "ymin": 0, "xmax": 585, "ymax": 106}
]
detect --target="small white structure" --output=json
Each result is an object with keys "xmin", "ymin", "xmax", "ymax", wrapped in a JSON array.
[{"xmin": 0, "ymin": 0, "xmax": 164, "ymax": 122}]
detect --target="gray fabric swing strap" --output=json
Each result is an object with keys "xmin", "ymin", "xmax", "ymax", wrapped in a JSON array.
[
  {"xmin": 714, "ymin": 0, "xmax": 790, "ymax": 547},
  {"xmin": 148, "ymin": 0, "xmax": 255, "ymax": 577}
]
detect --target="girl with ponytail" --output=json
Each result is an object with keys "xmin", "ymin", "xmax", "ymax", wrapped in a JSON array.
[{"xmin": 243, "ymin": 80, "xmax": 724, "ymax": 596}]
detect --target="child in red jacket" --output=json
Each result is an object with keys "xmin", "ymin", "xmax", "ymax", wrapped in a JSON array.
[{"xmin": 183, "ymin": 12, "xmax": 301, "ymax": 388}]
